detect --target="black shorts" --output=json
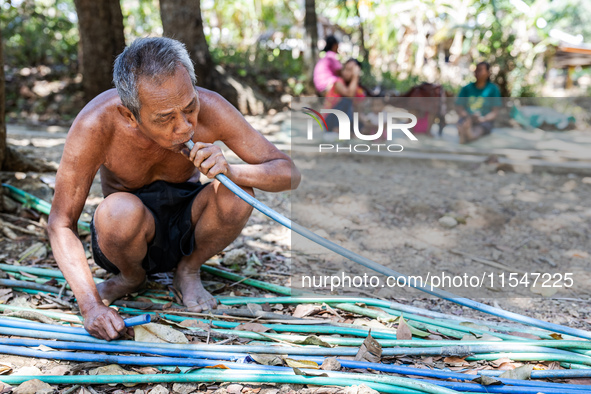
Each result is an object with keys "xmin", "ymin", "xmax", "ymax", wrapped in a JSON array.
[
  {"xmin": 475, "ymin": 120, "xmax": 494, "ymax": 135},
  {"xmin": 90, "ymin": 180, "xmax": 208, "ymax": 275}
]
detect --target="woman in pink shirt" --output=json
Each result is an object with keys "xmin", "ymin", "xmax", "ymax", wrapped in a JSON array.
[{"xmin": 313, "ymin": 36, "xmax": 342, "ymax": 95}]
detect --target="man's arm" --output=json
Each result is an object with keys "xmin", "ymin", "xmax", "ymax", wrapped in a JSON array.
[
  {"xmin": 188, "ymin": 91, "xmax": 301, "ymax": 192},
  {"xmin": 47, "ymin": 113, "xmax": 126, "ymax": 340}
]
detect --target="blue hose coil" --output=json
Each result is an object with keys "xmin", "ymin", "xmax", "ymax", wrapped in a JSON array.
[{"xmin": 187, "ymin": 150, "xmax": 591, "ymax": 341}]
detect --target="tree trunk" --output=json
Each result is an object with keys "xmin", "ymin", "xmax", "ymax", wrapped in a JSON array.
[
  {"xmin": 0, "ymin": 27, "xmax": 6, "ymax": 171},
  {"xmin": 74, "ymin": 0, "xmax": 125, "ymax": 103},
  {"xmin": 353, "ymin": 0, "xmax": 369, "ymax": 68},
  {"xmin": 304, "ymin": 0, "xmax": 318, "ymax": 91},
  {"xmin": 159, "ymin": 0, "xmax": 254, "ymax": 112}
]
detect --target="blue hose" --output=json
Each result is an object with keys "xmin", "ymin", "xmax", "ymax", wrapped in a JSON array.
[
  {"xmin": 200, "ymin": 165, "xmax": 591, "ymax": 340},
  {"xmin": 4, "ymin": 317, "xmax": 590, "ymax": 361},
  {"xmin": 3, "ymin": 326, "xmax": 591, "ymax": 388},
  {"xmin": 124, "ymin": 314, "xmax": 151, "ymax": 327},
  {"xmin": 0, "ymin": 338, "xmax": 588, "ymax": 393}
]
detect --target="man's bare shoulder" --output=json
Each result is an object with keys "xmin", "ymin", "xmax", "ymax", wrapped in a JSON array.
[
  {"xmin": 68, "ymin": 89, "xmax": 121, "ymax": 140},
  {"xmin": 194, "ymin": 87, "xmax": 248, "ymax": 140}
]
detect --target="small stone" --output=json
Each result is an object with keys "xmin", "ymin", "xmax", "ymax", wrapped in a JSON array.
[
  {"xmin": 13, "ymin": 379, "xmax": 54, "ymax": 394},
  {"xmin": 320, "ymin": 357, "xmax": 341, "ymax": 371},
  {"xmin": 550, "ymin": 234, "xmax": 562, "ymax": 244},
  {"xmin": 314, "ymin": 229, "xmax": 329, "ymax": 238},
  {"xmin": 438, "ymin": 216, "xmax": 458, "ymax": 228},
  {"xmin": 226, "ymin": 384, "xmax": 243, "ymax": 394},
  {"xmin": 14, "ymin": 366, "xmax": 42, "ymax": 376},
  {"xmin": 149, "ymin": 385, "xmax": 170, "ymax": 394},
  {"xmin": 582, "ymin": 177, "xmax": 591, "ymax": 184},
  {"xmin": 172, "ymin": 383, "xmax": 198, "ymax": 394},
  {"xmin": 2, "ymin": 195, "xmax": 19, "ymax": 212},
  {"xmin": 344, "ymin": 384, "xmax": 380, "ymax": 394},
  {"xmin": 222, "ymin": 249, "xmax": 248, "ymax": 266}
]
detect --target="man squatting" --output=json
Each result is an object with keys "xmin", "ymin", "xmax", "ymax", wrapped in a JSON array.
[{"xmin": 47, "ymin": 37, "xmax": 301, "ymax": 340}]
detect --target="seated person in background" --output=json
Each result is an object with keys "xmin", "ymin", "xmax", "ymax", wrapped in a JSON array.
[
  {"xmin": 456, "ymin": 62, "xmax": 502, "ymax": 143},
  {"xmin": 313, "ymin": 35, "xmax": 342, "ymax": 95},
  {"xmin": 324, "ymin": 58, "xmax": 365, "ymax": 133}
]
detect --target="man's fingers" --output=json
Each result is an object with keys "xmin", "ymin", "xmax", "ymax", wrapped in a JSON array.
[
  {"xmin": 199, "ymin": 156, "xmax": 217, "ymax": 174},
  {"xmin": 205, "ymin": 163, "xmax": 227, "ymax": 179}
]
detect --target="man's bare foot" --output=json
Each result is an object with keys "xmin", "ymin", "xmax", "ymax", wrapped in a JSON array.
[
  {"xmin": 173, "ymin": 266, "xmax": 217, "ymax": 312},
  {"xmin": 97, "ymin": 274, "xmax": 147, "ymax": 306}
]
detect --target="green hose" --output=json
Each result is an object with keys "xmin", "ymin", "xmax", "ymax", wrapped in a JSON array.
[
  {"xmin": 335, "ymin": 303, "xmax": 528, "ymax": 341},
  {"xmin": 221, "ymin": 296, "xmax": 533, "ymax": 342},
  {"xmin": 2, "ymin": 184, "xmax": 90, "ymax": 233},
  {"xmin": 200, "ymin": 265, "xmax": 292, "ymax": 295},
  {"xmin": 0, "ymin": 370, "xmax": 460, "ymax": 394},
  {"xmin": 467, "ymin": 352, "xmax": 591, "ymax": 365},
  {"xmin": 0, "ymin": 263, "xmax": 103, "ymax": 284},
  {"xmin": 0, "ymin": 304, "xmax": 83, "ymax": 323}
]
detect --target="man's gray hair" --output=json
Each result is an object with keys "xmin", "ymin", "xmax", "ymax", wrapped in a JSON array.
[{"xmin": 113, "ymin": 37, "xmax": 196, "ymax": 121}]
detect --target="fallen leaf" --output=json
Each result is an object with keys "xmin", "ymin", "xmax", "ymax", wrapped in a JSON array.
[
  {"xmin": 284, "ymin": 358, "xmax": 320, "ymax": 369},
  {"xmin": 393, "ymin": 316, "xmax": 430, "ymax": 338},
  {"xmin": 293, "ymin": 367, "xmax": 328, "ymax": 377},
  {"xmin": 354, "ymin": 331, "xmax": 382, "ymax": 363},
  {"xmin": 292, "ymin": 304, "xmax": 321, "ymax": 318},
  {"xmin": 250, "ymin": 354, "xmax": 284, "ymax": 366},
  {"xmin": 179, "ymin": 320, "xmax": 210, "ymax": 330},
  {"xmin": 353, "ymin": 319, "xmax": 389, "ymax": 331},
  {"xmin": 461, "ymin": 333, "xmax": 503, "ymax": 342},
  {"xmin": 490, "ymin": 357, "xmax": 513, "ymax": 368},
  {"xmin": 43, "ymin": 365, "xmax": 70, "ymax": 376},
  {"xmin": 549, "ymin": 333, "xmax": 564, "ymax": 340},
  {"xmin": 293, "ymin": 335, "xmax": 333, "ymax": 347},
  {"xmin": 443, "ymin": 356, "xmax": 469, "ymax": 366},
  {"xmin": 498, "ymin": 362, "xmax": 516, "ymax": 371},
  {"xmin": 459, "ymin": 322, "xmax": 490, "ymax": 332},
  {"xmin": 0, "ymin": 363, "xmax": 12, "ymax": 375},
  {"xmin": 134, "ymin": 323, "xmax": 189, "ymax": 343},
  {"xmin": 132, "ymin": 367, "xmax": 160, "ymax": 375},
  {"xmin": 235, "ymin": 322, "xmax": 270, "ymax": 333},
  {"xmin": 499, "ymin": 365, "xmax": 533, "ymax": 380},
  {"xmin": 396, "ymin": 317, "xmax": 412, "ymax": 340},
  {"xmin": 89, "ymin": 364, "xmax": 139, "ymax": 387},
  {"xmin": 205, "ymin": 364, "xmax": 230, "ymax": 369},
  {"xmin": 472, "ymin": 376, "xmax": 502, "ymax": 386},
  {"xmin": 507, "ymin": 332, "xmax": 541, "ymax": 340}
]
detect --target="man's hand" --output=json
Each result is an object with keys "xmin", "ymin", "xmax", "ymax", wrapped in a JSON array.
[
  {"xmin": 187, "ymin": 142, "xmax": 232, "ymax": 179},
  {"xmin": 83, "ymin": 303, "xmax": 126, "ymax": 340}
]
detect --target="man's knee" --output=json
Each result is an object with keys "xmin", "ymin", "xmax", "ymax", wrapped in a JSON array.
[
  {"xmin": 217, "ymin": 185, "xmax": 254, "ymax": 223},
  {"xmin": 94, "ymin": 193, "xmax": 152, "ymax": 244}
]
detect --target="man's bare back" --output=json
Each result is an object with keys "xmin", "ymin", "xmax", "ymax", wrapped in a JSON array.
[{"xmin": 47, "ymin": 37, "xmax": 300, "ymax": 340}]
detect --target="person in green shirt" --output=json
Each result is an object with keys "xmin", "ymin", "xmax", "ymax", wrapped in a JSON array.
[{"xmin": 456, "ymin": 62, "xmax": 502, "ymax": 143}]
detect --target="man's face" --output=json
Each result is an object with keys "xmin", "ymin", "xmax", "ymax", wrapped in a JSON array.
[
  {"xmin": 475, "ymin": 64, "xmax": 490, "ymax": 81},
  {"xmin": 136, "ymin": 65, "xmax": 199, "ymax": 152}
]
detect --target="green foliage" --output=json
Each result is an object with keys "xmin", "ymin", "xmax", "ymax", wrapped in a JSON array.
[
  {"xmin": 1, "ymin": 0, "xmax": 79, "ymax": 71},
  {"xmin": 121, "ymin": 0, "xmax": 162, "ymax": 42}
]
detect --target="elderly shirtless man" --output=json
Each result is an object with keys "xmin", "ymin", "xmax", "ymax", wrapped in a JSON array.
[{"xmin": 47, "ymin": 37, "xmax": 300, "ymax": 340}]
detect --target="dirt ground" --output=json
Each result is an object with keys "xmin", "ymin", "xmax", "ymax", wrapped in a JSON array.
[
  {"xmin": 1, "ymin": 115, "xmax": 591, "ymax": 393},
  {"xmin": 290, "ymin": 152, "xmax": 591, "ymax": 329}
]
